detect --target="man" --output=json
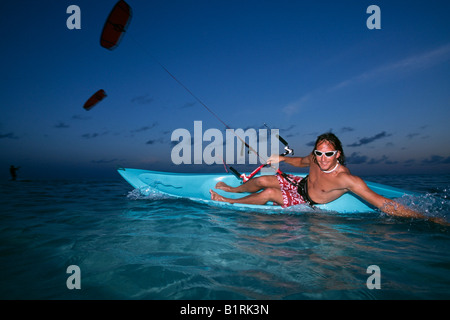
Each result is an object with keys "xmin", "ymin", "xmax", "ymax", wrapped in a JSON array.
[
  {"xmin": 210, "ymin": 133, "xmax": 430, "ymax": 220},
  {"xmin": 9, "ymin": 165, "xmax": 20, "ymax": 181}
]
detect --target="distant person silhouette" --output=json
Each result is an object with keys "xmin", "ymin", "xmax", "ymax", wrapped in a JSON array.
[{"xmin": 9, "ymin": 165, "xmax": 20, "ymax": 181}]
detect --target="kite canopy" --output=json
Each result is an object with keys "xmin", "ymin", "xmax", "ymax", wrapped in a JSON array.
[
  {"xmin": 83, "ymin": 89, "xmax": 107, "ymax": 111},
  {"xmin": 100, "ymin": 0, "xmax": 132, "ymax": 50}
]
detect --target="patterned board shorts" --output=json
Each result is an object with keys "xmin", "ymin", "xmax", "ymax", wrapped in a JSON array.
[{"xmin": 276, "ymin": 174, "xmax": 307, "ymax": 208}]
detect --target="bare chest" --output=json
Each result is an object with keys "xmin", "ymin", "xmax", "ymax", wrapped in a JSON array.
[{"xmin": 308, "ymin": 170, "xmax": 347, "ymax": 203}]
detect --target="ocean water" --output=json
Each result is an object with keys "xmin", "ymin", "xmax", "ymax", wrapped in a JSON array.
[{"xmin": 0, "ymin": 173, "xmax": 449, "ymax": 300}]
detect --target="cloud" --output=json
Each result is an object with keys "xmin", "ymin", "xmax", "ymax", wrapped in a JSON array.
[
  {"xmin": 54, "ymin": 122, "xmax": 70, "ymax": 129},
  {"xmin": 146, "ymin": 137, "xmax": 165, "ymax": 145},
  {"xmin": 131, "ymin": 94, "xmax": 154, "ymax": 105},
  {"xmin": 283, "ymin": 44, "xmax": 450, "ymax": 114},
  {"xmin": 331, "ymin": 43, "xmax": 450, "ymax": 91},
  {"xmin": 421, "ymin": 155, "xmax": 450, "ymax": 165},
  {"xmin": 130, "ymin": 122, "xmax": 158, "ymax": 133},
  {"xmin": 347, "ymin": 153, "xmax": 400, "ymax": 166},
  {"xmin": 72, "ymin": 114, "xmax": 91, "ymax": 120},
  {"xmin": 404, "ymin": 159, "xmax": 416, "ymax": 167},
  {"xmin": 367, "ymin": 155, "xmax": 388, "ymax": 165},
  {"xmin": 282, "ymin": 94, "xmax": 311, "ymax": 116},
  {"xmin": 91, "ymin": 159, "xmax": 119, "ymax": 164},
  {"xmin": 348, "ymin": 131, "xmax": 391, "ymax": 147},
  {"xmin": 0, "ymin": 132, "xmax": 19, "ymax": 139},
  {"xmin": 347, "ymin": 152, "xmax": 368, "ymax": 164},
  {"xmin": 281, "ymin": 124, "xmax": 296, "ymax": 133},
  {"xmin": 82, "ymin": 133, "xmax": 99, "ymax": 139},
  {"xmin": 82, "ymin": 132, "xmax": 108, "ymax": 139},
  {"xmin": 406, "ymin": 132, "xmax": 420, "ymax": 140},
  {"xmin": 406, "ymin": 125, "xmax": 429, "ymax": 140},
  {"xmin": 340, "ymin": 127, "xmax": 355, "ymax": 133},
  {"xmin": 180, "ymin": 101, "xmax": 196, "ymax": 109}
]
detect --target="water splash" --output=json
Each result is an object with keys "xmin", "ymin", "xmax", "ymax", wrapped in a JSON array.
[
  {"xmin": 126, "ymin": 187, "xmax": 172, "ymax": 201},
  {"xmin": 396, "ymin": 188, "xmax": 450, "ymax": 221}
]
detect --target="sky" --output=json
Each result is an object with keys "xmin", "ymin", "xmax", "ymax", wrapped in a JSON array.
[{"xmin": 1, "ymin": 0, "xmax": 450, "ymax": 180}]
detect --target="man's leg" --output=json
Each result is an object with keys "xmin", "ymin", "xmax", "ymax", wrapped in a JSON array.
[
  {"xmin": 215, "ymin": 175, "xmax": 280, "ymax": 193},
  {"xmin": 210, "ymin": 187, "xmax": 284, "ymax": 205}
]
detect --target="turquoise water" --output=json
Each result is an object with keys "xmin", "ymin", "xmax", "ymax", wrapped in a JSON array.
[{"xmin": 0, "ymin": 174, "xmax": 449, "ymax": 300}]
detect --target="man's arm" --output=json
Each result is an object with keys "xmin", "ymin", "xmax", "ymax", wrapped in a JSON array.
[
  {"xmin": 267, "ymin": 153, "xmax": 312, "ymax": 168},
  {"xmin": 343, "ymin": 174, "xmax": 431, "ymax": 219}
]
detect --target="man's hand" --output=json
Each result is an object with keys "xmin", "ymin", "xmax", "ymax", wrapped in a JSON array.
[{"xmin": 267, "ymin": 154, "xmax": 284, "ymax": 165}]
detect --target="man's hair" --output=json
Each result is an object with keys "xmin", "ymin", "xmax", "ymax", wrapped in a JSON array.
[{"xmin": 312, "ymin": 132, "xmax": 346, "ymax": 165}]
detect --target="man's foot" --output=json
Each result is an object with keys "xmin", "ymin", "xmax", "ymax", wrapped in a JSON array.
[
  {"xmin": 210, "ymin": 189, "xmax": 227, "ymax": 202},
  {"xmin": 215, "ymin": 181, "xmax": 234, "ymax": 192}
]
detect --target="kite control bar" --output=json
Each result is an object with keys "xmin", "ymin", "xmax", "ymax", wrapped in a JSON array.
[
  {"xmin": 276, "ymin": 134, "xmax": 294, "ymax": 157},
  {"xmin": 228, "ymin": 133, "xmax": 294, "ymax": 183},
  {"xmin": 235, "ymin": 163, "xmax": 269, "ymax": 183}
]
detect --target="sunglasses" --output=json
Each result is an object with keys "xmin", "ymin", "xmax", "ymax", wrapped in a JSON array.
[{"xmin": 314, "ymin": 150, "xmax": 338, "ymax": 157}]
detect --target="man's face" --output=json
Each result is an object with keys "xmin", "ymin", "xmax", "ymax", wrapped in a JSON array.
[{"xmin": 315, "ymin": 140, "xmax": 340, "ymax": 172}]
